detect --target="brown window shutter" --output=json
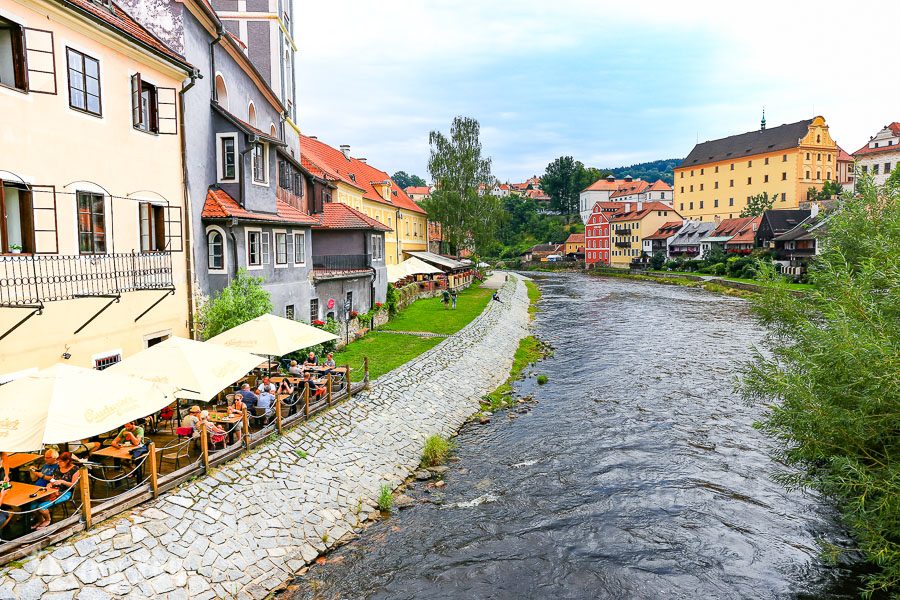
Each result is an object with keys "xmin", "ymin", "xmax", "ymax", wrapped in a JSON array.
[
  {"xmin": 164, "ymin": 205, "xmax": 183, "ymax": 252},
  {"xmin": 23, "ymin": 28, "xmax": 56, "ymax": 94},
  {"xmin": 29, "ymin": 184, "xmax": 59, "ymax": 254},
  {"xmin": 131, "ymin": 72, "xmax": 143, "ymax": 128}
]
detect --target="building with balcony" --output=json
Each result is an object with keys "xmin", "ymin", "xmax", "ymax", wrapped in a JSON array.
[
  {"xmin": 608, "ymin": 202, "xmax": 681, "ymax": 268},
  {"xmin": 642, "ymin": 221, "xmax": 684, "ymax": 257},
  {"xmin": 674, "ymin": 116, "xmax": 839, "ymax": 222},
  {"xmin": 852, "ymin": 122, "xmax": 900, "ymax": 185},
  {"xmin": 584, "ymin": 203, "xmax": 614, "ymax": 267},
  {"xmin": 0, "ymin": 0, "xmax": 193, "ymax": 376},
  {"xmin": 578, "ymin": 175, "xmax": 636, "ymax": 224},
  {"xmin": 299, "ymin": 136, "xmax": 428, "ymax": 265}
]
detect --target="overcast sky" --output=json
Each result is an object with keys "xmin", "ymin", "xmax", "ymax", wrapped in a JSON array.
[{"xmin": 296, "ymin": 0, "xmax": 898, "ymax": 183}]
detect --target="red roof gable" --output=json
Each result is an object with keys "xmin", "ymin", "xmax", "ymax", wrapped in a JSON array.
[
  {"xmin": 610, "ymin": 181, "xmax": 650, "ymax": 199},
  {"xmin": 853, "ymin": 123, "xmax": 900, "ymax": 157},
  {"xmin": 725, "ymin": 216, "xmax": 761, "ymax": 245},
  {"xmin": 313, "ymin": 203, "xmax": 391, "ymax": 232},
  {"xmin": 565, "ymin": 233, "xmax": 585, "ymax": 244},
  {"xmin": 583, "ymin": 177, "xmax": 631, "ymax": 192},
  {"xmin": 837, "ymin": 146, "xmax": 853, "ymax": 162},
  {"xmin": 711, "ymin": 216, "xmax": 757, "ymax": 238},
  {"xmin": 64, "ymin": 0, "xmax": 190, "ymax": 69},
  {"xmin": 610, "ymin": 202, "xmax": 681, "ymax": 222},
  {"xmin": 644, "ymin": 221, "xmax": 684, "ymax": 240},
  {"xmin": 300, "ymin": 136, "xmax": 426, "ymax": 214},
  {"xmin": 647, "ymin": 179, "xmax": 672, "ymax": 192},
  {"xmin": 202, "ymin": 188, "xmax": 318, "ymax": 225},
  {"xmin": 405, "ymin": 186, "xmax": 431, "ymax": 196}
]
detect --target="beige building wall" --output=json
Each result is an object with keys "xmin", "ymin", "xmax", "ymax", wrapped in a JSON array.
[
  {"xmin": 610, "ymin": 209, "xmax": 680, "ymax": 268},
  {"xmin": 0, "ymin": 0, "xmax": 190, "ymax": 376}
]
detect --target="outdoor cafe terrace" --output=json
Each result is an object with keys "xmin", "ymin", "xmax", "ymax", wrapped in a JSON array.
[{"xmin": 0, "ymin": 315, "xmax": 366, "ymax": 565}]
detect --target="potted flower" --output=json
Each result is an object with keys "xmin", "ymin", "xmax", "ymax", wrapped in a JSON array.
[
  {"xmin": 9, "ymin": 244, "xmax": 21, "ymax": 254},
  {"xmin": 312, "ymin": 319, "xmax": 326, "ymax": 327},
  {"xmin": 374, "ymin": 302, "xmax": 383, "ymax": 309},
  {"xmin": 349, "ymin": 310, "xmax": 359, "ymax": 319}
]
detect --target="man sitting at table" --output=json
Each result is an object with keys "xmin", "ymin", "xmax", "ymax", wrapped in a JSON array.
[
  {"xmin": 256, "ymin": 386, "xmax": 275, "ymax": 413},
  {"xmin": 236, "ymin": 382, "xmax": 258, "ymax": 411},
  {"xmin": 111, "ymin": 422, "xmax": 144, "ymax": 448},
  {"xmin": 29, "ymin": 449, "xmax": 59, "ymax": 487},
  {"xmin": 324, "ymin": 353, "xmax": 336, "ymax": 370},
  {"xmin": 303, "ymin": 351, "xmax": 318, "ymax": 367},
  {"xmin": 257, "ymin": 376, "xmax": 277, "ymax": 395}
]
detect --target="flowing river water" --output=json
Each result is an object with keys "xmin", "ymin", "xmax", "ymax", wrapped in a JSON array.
[{"xmin": 283, "ymin": 272, "xmax": 865, "ymax": 599}]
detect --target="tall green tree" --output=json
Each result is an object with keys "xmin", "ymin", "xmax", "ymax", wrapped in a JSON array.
[
  {"xmin": 542, "ymin": 156, "xmax": 584, "ymax": 217},
  {"xmin": 199, "ymin": 269, "xmax": 273, "ymax": 339},
  {"xmin": 392, "ymin": 171, "xmax": 427, "ymax": 190},
  {"xmin": 424, "ymin": 116, "xmax": 499, "ymax": 256},
  {"xmin": 740, "ymin": 191, "xmax": 775, "ymax": 217},
  {"xmin": 741, "ymin": 175, "xmax": 900, "ymax": 595}
]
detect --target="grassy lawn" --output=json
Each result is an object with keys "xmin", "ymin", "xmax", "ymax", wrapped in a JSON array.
[
  {"xmin": 482, "ymin": 336, "xmax": 549, "ymax": 411},
  {"xmin": 715, "ymin": 275, "xmax": 812, "ymax": 291},
  {"xmin": 380, "ymin": 285, "xmax": 493, "ymax": 335},
  {"xmin": 332, "ymin": 332, "xmax": 442, "ymax": 382},
  {"xmin": 525, "ymin": 280, "xmax": 541, "ymax": 318}
]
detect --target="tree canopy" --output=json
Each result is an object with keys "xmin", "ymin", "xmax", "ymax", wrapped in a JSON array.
[
  {"xmin": 740, "ymin": 191, "xmax": 776, "ymax": 217},
  {"xmin": 391, "ymin": 171, "xmax": 427, "ymax": 190},
  {"xmin": 741, "ymin": 175, "xmax": 900, "ymax": 594},
  {"xmin": 424, "ymin": 116, "xmax": 500, "ymax": 256},
  {"xmin": 199, "ymin": 269, "xmax": 273, "ymax": 339}
]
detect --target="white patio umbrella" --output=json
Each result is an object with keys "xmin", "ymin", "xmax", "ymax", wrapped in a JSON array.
[
  {"xmin": 206, "ymin": 313, "xmax": 338, "ymax": 358},
  {"xmin": 106, "ymin": 336, "xmax": 262, "ymax": 401},
  {"xmin": 0, "ymin": 364, "xmax": 173, "ymax": 452}
]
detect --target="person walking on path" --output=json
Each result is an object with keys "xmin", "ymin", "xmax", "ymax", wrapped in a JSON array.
[
  {"xmin": 441, "ymin": 289, "xmax": 450, "ymax": 309},
  {"xmin": 450, "ymin": 289, "xmax": 458, "ymax": 309}
]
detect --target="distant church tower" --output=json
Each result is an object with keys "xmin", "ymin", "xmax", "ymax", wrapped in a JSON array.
[
  {"xmin": 211, "ymin": 0, "xmax": 298, "ymax": 127},
  {"xmin": 761, "ymin": 108, "xmax": 767, "ymax": 131}
]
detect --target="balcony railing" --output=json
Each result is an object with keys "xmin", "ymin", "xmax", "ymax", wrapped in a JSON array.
[
  {"xmin": 311, "ymin": 254, "xmax": 372, "ymax": 279},
  {"xmin": 0, "ymin": 252, "xmax": 173, "ymax": 306},
  {"xmin": 615, "ymin": 240, "xmax": 632, "ymax": 248},
  {"xmin": 615, "ymin": 228, "xmax": 630, "ymax": 235}
]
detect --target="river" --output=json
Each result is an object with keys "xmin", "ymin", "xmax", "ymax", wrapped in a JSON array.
[{"xmin": 282, "ymin": 272, "xmax": 864, "ymax": 599}]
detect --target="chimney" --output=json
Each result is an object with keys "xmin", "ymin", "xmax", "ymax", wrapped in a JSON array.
[
  {"xmin": 810, "ymin": 202, "xmax": 820, "ymax": 217},
  {"xmin": 358, "ymin": 158, "xmax": 367, "ymax": 164},
  {"xmin": 625, "ymin": 203, "xmax": 631, "ymax": 212},
  {"xmin": 624, "ymin": 175, "xmax": 633, "ymax": 182},
  {"xmin": 309, "ymin": 136, "xmax": 317, "ymax": 140},
  {"xmin": 340, "ymin": 144, "xmax": 351, "ymax": 160},
  {"xmin": 637, "ymin": 202, "xmax": 643, "ymax": 211}
]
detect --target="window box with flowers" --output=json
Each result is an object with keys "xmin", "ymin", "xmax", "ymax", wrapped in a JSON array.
[{"xmin": 312, "ymin": 319, "xmax": 326, "ymax": 327}]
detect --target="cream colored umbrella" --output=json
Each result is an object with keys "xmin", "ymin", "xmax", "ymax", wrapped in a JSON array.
[
  {"xmin": 386, "ymin": 262, "xmax": 409, "ymax": 284},
  {"xmin": 107, "ymin": 336, "xmax": 262, "ymax": 401},
  {"xmin": 206, "ymin": 313, "xmax": 338, "ymax": 358},
  {"xmin": 401, "ymin": 256, "xmax": 443, "ymax": 276},
  {"xmin": 0, "ymin": 364, "xmax": 173, "ymax": 452}
]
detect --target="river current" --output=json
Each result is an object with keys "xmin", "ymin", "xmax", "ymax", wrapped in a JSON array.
[{"xmin": 284, "ymin": 272, "xmax": 863, "ymax": 599}]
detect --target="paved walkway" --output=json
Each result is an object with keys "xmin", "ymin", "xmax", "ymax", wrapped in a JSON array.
[{"xmin": 0, "ymin": 277, "xmax": 530, "ymax": 600}]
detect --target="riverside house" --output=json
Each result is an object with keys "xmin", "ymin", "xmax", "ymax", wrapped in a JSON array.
[
  {"xmin": 578, "ymin": 175, "xmax": 634, "ymax": 224},
  {"xmin": 703, "ymin": 216, "xmax": 760, "ymax": 254},
  {"xmin": 584, "ymin": 203, "xmax": 616, "ymax": 267},
  {"xmin": 564, "ymin": 233, "xmax": 585, "ymax": 259},
  {"xmin": 852, "ymin": 122, "xmax": 900, "ymax": 185},
  {"xmin": 755, "ymin": 209, "xmax": 811, "ymax": 250},
  {"xmin": 674, "ymin": 115, "xmax": 839, "ymax": 222},
  {"xmin": 643, "ymin": 221, "xmax": 684, "ymax": 257},
  {"xmin": 609, "ymin": 202, "xmax": 681, "ymax": 268},
  {"xmin": 300, "ymin": 136, "xmax": 428, "ymax": 266},
  {"xmin": 667, "ymin": 221, "xmax": 716, "ymax": 259},
  {"xmin": 0, "ymin": 0, "xmax": 193, "ymax": 377}
]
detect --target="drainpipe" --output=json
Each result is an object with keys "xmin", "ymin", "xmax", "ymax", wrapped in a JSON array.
[
  {"xmin": 179, "ymin": 68, "xmax": 201, "ymax": 338},
  {"xmin": 209, "ymin": 28, "xmax": 224, "ymax": 102},
  {"xmin": 226, "ymin": 218, "xmax": 239, "ymax": 282},
  {"xmin": 238, "ymin": 139, "xmax": 256, "ymax": 208}
]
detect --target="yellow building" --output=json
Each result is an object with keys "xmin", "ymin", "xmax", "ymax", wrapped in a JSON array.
[
  {"xmin": 609, "ymin": 202, "xmax": 682, "ymax": 268},
  {"xmin": 299, "ymin": 136, "xmax": 428, "ymax": 264},
  {"xmin": 674, "ymin": 116, "xmax": 839, "ymax": 221},
  {"xmin": 0, "ymin": 0, "xmax": 192, "ymax": 377}
]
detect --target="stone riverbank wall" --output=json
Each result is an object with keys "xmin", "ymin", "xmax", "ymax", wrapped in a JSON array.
[{"xmin": 0, "ymin": 276, "xmax": 530, "ymax": 600}]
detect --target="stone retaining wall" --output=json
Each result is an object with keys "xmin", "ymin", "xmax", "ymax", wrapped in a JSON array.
[{"xmin": 0, "ymin": 276, "xmax": 530, "ymax": 600}]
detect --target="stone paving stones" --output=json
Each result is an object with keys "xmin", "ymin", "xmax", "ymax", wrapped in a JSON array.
[{"xmin": 0, "ymin": 277, "xmax": 529, "ymax": 598}]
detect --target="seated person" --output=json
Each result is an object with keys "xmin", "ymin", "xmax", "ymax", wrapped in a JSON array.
[
  {"xmin": 324, "ymin": 353, "xmax": 336, "ymax": 369},
  {"xmin": 228, "ymin": 394, "xmax": 247, "ymax": 415},
  {"xmin": 492, "ymin": 291, "xmax": 502, "ymax": 303},
  {"xmin": 32, "ymin": 452, "xmax": 80, "ymax": 530},
  {"xmin": 29, "ymin": 449, "xmax": 59, "ymax": 487},
  {"xmin": 303, "ymin": 351, "xmax": 318, "ymax": 367},
  {"xmin": 181, "ymin": 406, "xmax": 202, "ymax": 436},
  {"xmin": 277, "ymin": 377, "xmax": 294, "ymax": 396},
  {"xmin": 288, "ymin": 360, "xmax": 303, "ymax": 376},
  {"xmin": 237, "ymin": 383, "xmax": 258, "ymax": 411},
  {"xmin": 257, "ymin": 376, "xmax": 277, "ymax": 395},
  {"xmin": 111, "ymin": 421, "xmax": 144, "ymax": 448},
  {"xmin": 256, "ymin": 388, "xmax": 275, "ymax": 413},
  {"xmin": 302, "ymin": 371, "xmax": 323, "ymax": 396},
  {"xmin": 198, "ymin": 411, "xmax": 227, "ymax": 447}
]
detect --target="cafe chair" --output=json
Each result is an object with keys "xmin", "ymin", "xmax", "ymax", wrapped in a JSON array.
[
  {"xmin": 251, "ymin": 407, "xmax": 270, "ymax": 427},
  {"xmin": 160, "ymin": 438, "xmax": 190, "ymax": 470}
]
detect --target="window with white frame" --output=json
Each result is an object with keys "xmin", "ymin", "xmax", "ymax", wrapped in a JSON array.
[
  {"xmin": 217, "ymin": 133, "xmax": 237, "ymax": 182},
  {"xmin": 207, "ymin": 228, "xmax": 224, "ymax": 271},
  {"xmin": 371, "ymin": 234, "xmax": 383, "ymax": 260},
  {"xmin": 247, "ymin": 230, "xmax": 268, "ymax": 266},
  {"xmin": 275, "ymin": 232, "xmax": 288, "ymax": 265},
  {"xmin": 293, "ymin": 232, "xmax": 305, "ymax": 264},
  {"xmin": 252, "ymin": 143, "xmax": 267, "ymax": 183}
]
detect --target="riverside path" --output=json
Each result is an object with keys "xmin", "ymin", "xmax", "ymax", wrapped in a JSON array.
[{"xmin": 0, "ymin": 276, "xmax": 530, "ymax": 600}]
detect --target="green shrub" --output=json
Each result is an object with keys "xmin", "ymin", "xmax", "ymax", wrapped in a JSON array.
[
  {"xmin": 386, "ymin": 284, "xmax": 399, "ymax": 316},
  {"xmin": 421, "ymin": 434, "xmax": 453, "ymax": 467},
  {"xmin": 537, "ymin": 374, "xmax": 548, "ymax": 385},
  {"xmin": 377, "ymin": 484, "xmax": 393, "ymax": 512}
]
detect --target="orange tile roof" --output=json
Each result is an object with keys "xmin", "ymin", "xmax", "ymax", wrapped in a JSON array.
[
  {"xmin": 300, "ymin": 136, "xmax": 426, "ymax": 214},
  {"xmin": 644, "ymin": 221, "xmax": 684, "ymax": 240},
  {"xmin": 405, "ymin": 186, "xmax": 431, "ymax": 196},
  {"xmin": 853, "ymin": 124, "xmax": 900, "ymax": 157},
  {"xmin": 583, "ymin": 177, "xmax": 630, "ymax": 192},
  {"xmin": 610, "ymin": 202, "xmax": 681, "ymax": 221},
  {"xmin": 609, "ymin": 181, "xmax": 650, "ymax": 199},
  {"xmin": 64, "ymin": 0, "xmax": 190, "ymax": 69},
  {"xmin": 711, "ymin": 216, "xmax": 758, "ymax": 239},
  {"xmin": 565, "ymin": 233, "xmax": 584, "ymax": 244},
  {"xmin": 647, "ymin": 179, "xmax": 672, "ymax": 192},
  {"xmin": 202, "ymin": 188, "xmax": 318, "ymax": 225},
  {"xmin": 837, "ymin": 146, "xmax": 853, "ymax": 162},
  {"xmin": 313, "ymin": 203, "xmax": 391, "ymax": 232},
  {"xmin": 724, "ymin": 216, "xmax": 761, "ymax": 245}
]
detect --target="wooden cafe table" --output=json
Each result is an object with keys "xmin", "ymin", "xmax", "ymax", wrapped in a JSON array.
[
  {"xmin": 92, "ymin": 446, "xmax": 136, "ymax": 461},
  {"xmin": 1, "ymin": 481, "xmax": 56, "ymax": 533},
  {"xmin": 4, "ymin": 453, "xmax": 42, "ymax": 475}
]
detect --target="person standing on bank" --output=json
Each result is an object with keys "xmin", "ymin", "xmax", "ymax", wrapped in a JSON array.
[
  {"xmin": 450, "ymin": 289, "xmax": 458, "ymax": 309},
  {"xmin": 441, "ymin": 289, "xmax": 450, "ymax": 309}
]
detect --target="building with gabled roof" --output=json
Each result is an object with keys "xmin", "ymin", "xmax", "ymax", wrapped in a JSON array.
[
  {"xmin": 609, "ymin": 202, "xmax": 681, "ymax": 267},
  {"xmin": 579, "ymin": 174, "xmax": 637, "ymax": 223},
  {"xmin": 668, "ymin": 221, "xmax": 717, "ymax": 259},
  {"xmin": 724, "ymin": 217, "xmax": 762, "ymax": 254},
  {"xmin": 756, "ymin": 209, "xmax": 812, "ymax": 249},
  {"xmin": 853, "ymin": 122, "xmax": 900, "ymax": 185},
  {"xmin": 564, "ymin": 233, "xmax": 585, "ymax": 257},
  {"xmin": 642, "ymin": 221, "xmax": 684, "ymax": 257},
  {"xmin": 300, "ymin": 136, "xmax": 427, "ymax": 265},
  {"xmin": 674, "ymin": 116, "xmax": 839, "ymax": 222}
]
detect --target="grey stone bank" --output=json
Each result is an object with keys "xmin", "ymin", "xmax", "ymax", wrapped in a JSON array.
[{"xmin": 0, "ymin": 276, "xmax": 530, "ymax": 599}]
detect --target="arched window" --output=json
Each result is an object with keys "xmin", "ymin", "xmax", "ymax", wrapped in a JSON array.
[
  {"xmin": 270, "ymin": 124, "xmax": 277, "ymax": 138},
  {"xmin": 214, "ymin": 74, "xmax": 228, "ymax": 109},
  {"xmin": 207, "ymin": 229, "xmax": 224, "ymax": 270},
  {"xmin": 248, "ymin": 102, "xmax": 257, "ymax": 127},
  {"xmin": 816, "ymin": 134, "xmax": 821, "ymax": 143}
]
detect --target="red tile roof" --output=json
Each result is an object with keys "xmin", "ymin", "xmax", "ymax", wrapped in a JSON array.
[
  {"xmin": 610, "ymin": 202, "xmax": 681, "ymax": 221},
  {"xmin": 711, "ymin": 216, "xmax": 758, "ymax": 239},
  {"xmin": 300, "ymin": 136, "xmax": 426, "ymax": 214},
  {"xmin": 313, "ymin": 203, "xmax": 391, "ymax": 232},
  {"xmin": 64, "ymin": 0, "xmax": 190, "ymax": 69},
  {"xmin": 405, "ymin": 186, "xmax": 431, "ymax": 196},
  {"xmin": 647, "ymin": 179, "xmax": 672, "ymax": 192},
  {"xmin": 853, "ymin": 123, "xmax": 900, "ymax": 157},
  {"xmin": 644, "ymin": 221, "xmax": 684, "ymax": 241},
  {"xmin": 583, "ymin": 177, "xmax": 631, "ymax": 192},
  {"xmin": 837, "ymin": 146, "xmax": 853, "ymax": 162},
  {"xmin": 725, "ymin": 216, "xmax": 761, "ymax": 245},
  {"xmin": 591, "ymin": 201, "xmax": 628, "ymax": 214},
  {"xmin": 565, "ymin": 233, "xmax": 584, "ymax": 244},
  {"xmin": 609, "ymin": 181, "xmax": 650, "ymax": 199},
  {"xmin": 202, "ymin": 188, "xmax": 318, "ymax": 225}
]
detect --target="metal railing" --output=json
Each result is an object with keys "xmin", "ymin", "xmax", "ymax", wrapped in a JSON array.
[
  {"xmin": 311, "ymin": 254, "xmax": 372, "ymax": 279},
  {"xmin": 615, "ymin": 240, "xmax": 632, "ymax": 248},
  {"xmin": 0, "ymin": 252, "xmax": 174, "ymax": 306}
]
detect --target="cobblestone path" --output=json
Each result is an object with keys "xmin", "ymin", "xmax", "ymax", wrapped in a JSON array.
[{"xmin": 0, "ymin": 276, "xmax": 529, "ymax": 600}]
